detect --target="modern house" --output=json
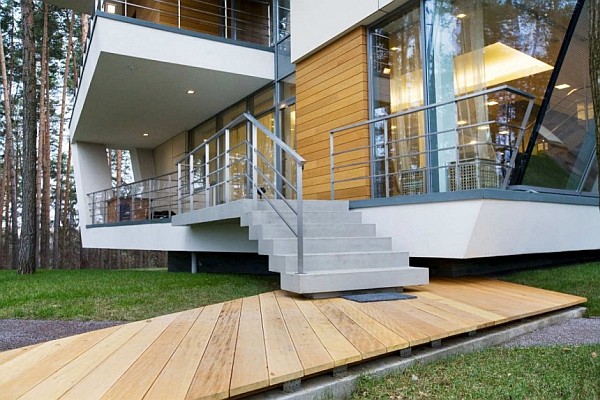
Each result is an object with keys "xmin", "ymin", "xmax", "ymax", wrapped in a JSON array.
[{"xmin": 47, "ymin": 0, "xmax": 599, "ymax": 294}]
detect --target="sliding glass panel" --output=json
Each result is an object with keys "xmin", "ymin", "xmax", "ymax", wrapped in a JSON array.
[
  {"xmin": 523, "ymin": 1, "xmax": 595, "ymax": 191},
  {"xmin": 371, "ymin": 4, "xmax": 425, "ymax": 197},
  {"xmin": 423, "ymin": 0, "xmax": 577, "ymax": 192}
]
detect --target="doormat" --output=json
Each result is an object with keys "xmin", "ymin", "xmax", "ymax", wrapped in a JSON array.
[{"xmin": 341, "ymin": 292, "xmax": 417, "ymax": 303}]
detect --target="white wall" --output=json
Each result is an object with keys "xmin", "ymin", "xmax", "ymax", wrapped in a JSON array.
[
  {"xmin": 72, "ymin": 142, "xmax": 112, "ymax": 227},
  {"xmin": 290, "ymin": 0, "xmax": 410, "ymax": 62},
  {"xmin": 358, "ymin": 199, "xmax": 600, "ymax": 258}
]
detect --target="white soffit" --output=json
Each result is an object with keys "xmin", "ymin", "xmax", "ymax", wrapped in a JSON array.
[{"xmin": 71, "ymin": 17, "xmax": 274, "ymax": 149}]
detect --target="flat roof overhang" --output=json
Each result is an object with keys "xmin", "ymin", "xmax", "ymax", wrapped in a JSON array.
[{"xmin": 70, "ymin": 15, "xmax": 274, "ymax": 149}]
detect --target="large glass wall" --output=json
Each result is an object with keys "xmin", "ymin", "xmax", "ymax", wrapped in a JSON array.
[
  {"xmin": 370, "ymin": 0, "xmax": 580, "ymax": 196},
  {"xmin": 522, "ymin": 1, "xmax": 597, "ymax": 192}
]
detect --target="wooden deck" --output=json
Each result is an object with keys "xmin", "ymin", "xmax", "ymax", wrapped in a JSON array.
[{"xmin": 0, "ymin": 277, "xmax": 586, "ymax": 399}]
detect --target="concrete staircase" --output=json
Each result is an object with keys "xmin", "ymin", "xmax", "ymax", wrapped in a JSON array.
[{"xmin": 239, "ymin": 200, "xmax": 428, "ymax": 294}]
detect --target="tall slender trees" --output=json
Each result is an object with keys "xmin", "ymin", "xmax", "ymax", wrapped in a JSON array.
[{"xmin": 17, "ymin": 0, "xmax": 37, "ymax": 274}]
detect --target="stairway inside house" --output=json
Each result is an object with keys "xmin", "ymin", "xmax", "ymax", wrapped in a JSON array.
[{"xmin": 175, "ymin": 199, "xmax": 428, "ymax": 295}]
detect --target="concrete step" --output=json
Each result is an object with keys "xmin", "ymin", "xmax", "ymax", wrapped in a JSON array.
[
  {"xmin": 249, "ymin": 223, "xmax": 376, "ymax": 240},
  {"xmin": 259, "ymin": 236, "xmax": 393, "ymax": 255},
  {"xmin": 280, "ymin": 266, "xmax": 429, "ymax": 294},
  {"xmin": 268, "ymin": 251, "xmax": 410, "ymax": 273},
  {"xmin": 251, "ymin": 199, "xmax": 350, "ymax": 212},
  {"xmin": 241, "ymin": 210, "xmax": 362, "ymax": 226}
]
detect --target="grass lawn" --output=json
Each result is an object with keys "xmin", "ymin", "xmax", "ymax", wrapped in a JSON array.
[
  {"xmin": 352, "ymin": 345, "xmax": 600, "ymax": 400},
  {"xmin": 352, "ymin": 262, "xmax": 600, "ymax": 399},
  {"xmin": 500, "ymin": 261, "xmax": 600, "ymax": 316},
  {"xmin": 0, "ymin": 269, "xmax": 279, "ymax": 321}
]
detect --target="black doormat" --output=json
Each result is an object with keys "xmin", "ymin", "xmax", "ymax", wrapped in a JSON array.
[{"xmin": 341, "ymin": 292, "xmax": 417, "ymax": 303}]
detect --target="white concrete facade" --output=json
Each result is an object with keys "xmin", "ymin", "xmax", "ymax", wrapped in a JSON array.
[
  {"xmin": 358, "ymin": 199, "xmax": 600, "ymax": 259},
  {"xmin": 290, "ymin": 0, "xmax": 409, "ymax": 62}
]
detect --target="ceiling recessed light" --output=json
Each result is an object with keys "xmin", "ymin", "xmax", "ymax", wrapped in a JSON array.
[
  {"xmin": 498, "ymin": 130, "xmax": 509, "ymax": 135},
  {"xmin": 486, "ymin": 101, "xmax": 498, "ymax": 106},
  {"xmin": 142, "ymin": 133, "xmax": 149, "ymax": 137},
  {"xmin": 390, "ymin": 46, "xmax": 399, "ymax": 51},
  {"xmin": 457, "ymin": 120, "xmax": 467, "ymax": 125},
  {"xmin": 187, "ymin": 89, "xmax": 195, "ymax": 94},
  {"xmin": 456, "ymin": 13, "xmax": 467, "ymax": 19},
  {"xmin": 477, "ymin": 125, "xmax": 489, "ymax": 131},
  {"xmin": 555, "ymin": 83, "xmax": 570, "ymax": 90},
  {"xmin": 383, "ymin": 67, "xmax": 391, "ymax": 75},
  {"xmin": 106, "ymin": 2, "xmax": 116, "ymax": 13}
]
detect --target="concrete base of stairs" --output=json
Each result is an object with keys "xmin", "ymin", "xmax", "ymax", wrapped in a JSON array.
[{"xmin": 248, "ymin": 306, "xmax": 587, "ymax": 400}]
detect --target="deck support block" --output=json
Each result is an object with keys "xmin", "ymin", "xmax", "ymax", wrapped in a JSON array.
[
  {"xmin": 468, "ymin": 330, "xmax": 477, "ymax": 337},
  {"xmin": 332, "ymin": 365, "xmax": 348, "ymax": 377},
  {"xmin": 399, "ymin": 347, "xmax": 412, "ymax": 358},
  {"xmin": 283, "ymin": 379, "xmax": 302, "ymax": 393},
  {"xmin": 431, "ymin": 339, "xmax": 442, "ymax": 348}
]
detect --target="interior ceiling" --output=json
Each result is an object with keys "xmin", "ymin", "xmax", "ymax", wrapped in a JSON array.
[
  {"xmin": 73, "ymin": 53, "xmax": 271, "ymax": 149},
  {"xmin": 42, "ymin": 0, "xmax": 95, "ymax": 14}
]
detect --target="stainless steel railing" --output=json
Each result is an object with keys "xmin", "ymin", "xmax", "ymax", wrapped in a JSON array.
[
  {"xmin": 330, "ymin": 85, "xmax": 536, "ymax": 199},
  {"xmin": 97, "ymin": 0, "xmax": 272, "ymax": 46},
  {"xmin": 87, "ymin": 171, "xmax": 179, "ymax": 225},
  {"xmin": 177, "ymin": 112, "xmax": 306, "ymax": 274}
]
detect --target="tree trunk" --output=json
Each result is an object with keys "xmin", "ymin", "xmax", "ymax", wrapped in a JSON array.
[
  {"xmin": 52, "ymin": 10, "xmax": 75, "ymax": 269},
  {"xmin": 37, "ymin": 4, "xmax": 49, "ymax": 269},
  {"xmin": 591, "ymin": 0, "xmax": 600, "ymax": 204},
  {"xmin": 17, "ymin": 0, "xmax": 37, "ymax": 274}
]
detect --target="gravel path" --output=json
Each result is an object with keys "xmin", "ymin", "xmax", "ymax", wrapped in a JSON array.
[
  {"xmin": 0, "ymin": 317, "xmax": 599, "ymax": 353},
  {"xmin": 502, "ymin": 317, "xmax": 600, "ymax": 348},
  {"xmin": 0, "ymin": 320, "xmax": 123, "ymax": 352}
]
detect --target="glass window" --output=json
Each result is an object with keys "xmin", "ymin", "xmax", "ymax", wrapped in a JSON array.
[
  {"xmin": 370, "ymin": 0, "xmax": 579, "ymax": 196},
  {"xmin": 280, "ymin": 73, "xmax": 296, "ymax": 101},
  {"xmin": 192, "ymin": 118, "xmax": 217, "ymax": 148},
  {"xmin": 522, "ymin": 2, "xmax": 595, "ymax": 191},
  {"xmin": 253, "ymin": 86, "xmax": 275, "ymax": 115}
]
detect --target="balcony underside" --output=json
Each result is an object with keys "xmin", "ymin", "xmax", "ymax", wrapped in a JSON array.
[
  {"xmin": 70, "ymin": 15, "xmax": 274, "ymax": 149},
  {"xmin": 41, "ymin": 0, "xmax": 95, "ymax": 14}
]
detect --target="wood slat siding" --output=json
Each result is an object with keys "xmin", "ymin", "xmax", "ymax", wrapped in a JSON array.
[{"xmin": 296, "ymin": 27, "xmax": 371, "ymax": 200}]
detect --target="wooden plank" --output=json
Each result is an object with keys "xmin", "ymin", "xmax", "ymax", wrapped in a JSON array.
[
  {"xmin": 144, "ymin": 304, "xmax": 223, "ymax": 400},
  {"xmin": 328, "ymin": 298, "xmax": 410, "ymax": 352},
  {"xmin": 229, "ymin": 296, "xmax": 270, "ymax": 397},
  {"xmin": 0, "ymin": 327, "xmax": 118, "ymax": 399},
  {"xmin": 468, "ymin": 277, "xmax": 586, "ymax": 304},
  {"xmin": 275, "ymin": 291, "xmax": 335, "ymax": 376},
  {"xmin": 406, "ymin": 298, "xmax": 479, "ymax": 334},
  {"xmin": 0, "ymin": 343, "xmax": 41, "ymax": 366},
  {"xmin": 294, "ymin": 297, "xmax": 361, "ymax": 366},
  {"xmin": 412, "ymin": 290, "xmax": 508, "ymax": 325},
  {"xmin": 387, "ymin": 300, "xmax": 469, "ymax": 340},
  {"xmin": 18, "ymin": 317, "xmax": 166, "ymax": 400},
  {"xmin": 186, "ymin": 299, "xmax": 243, "ymax": 400},
  {"xmin": 259, "ymin": 292, "xmax": 304, "ymax": 385},
  {"xmin": 101, "ymin": 308, "xmax": 203, "ymax": 399},
  {"xmin": 314, "ymin": 299, "xmax": 386, "ymax": 359},
  {"xmin": 415, "ymin": 291, "xmax": 501, "ymax": 327}
]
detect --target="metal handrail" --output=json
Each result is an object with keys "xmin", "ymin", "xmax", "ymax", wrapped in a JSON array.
[
  {"xmin": 177, "ymin": 112, "xmax": 306, "ymax": 274},
  {"xmin": 330, "ymin": 85, "xmax": 536, "ymax": 199}
]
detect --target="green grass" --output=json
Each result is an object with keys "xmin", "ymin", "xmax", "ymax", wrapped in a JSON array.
[
  {"xmin": 352, "ymin": 345, "xmax": 600, "ymax": 400},
  {"xmin": 522, "ymin": 153, "xmax": 572, "ymax": 189},
  {"xmin": 501, "ymin": 262, "xmax": 600, "ymax": 316},
  {"xmin": 0, "ymin": 269, "xmax": 279, "ymax": 321}
]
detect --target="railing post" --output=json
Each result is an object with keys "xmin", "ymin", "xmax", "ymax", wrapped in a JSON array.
[
  {"xmin": 384, "ymin": 122, "xmax": 390, "ymax": 198},
  {"xmin": 330, "ymin": 131, "xmax": 335, "ymax": 200},
  {"xmin": 224, "ymin": 0, "xmax": 228, "ymax": 39},
  {"xmin": 189, "ymin": 154, "xmax": 194, "ymax": 211},
  {"xmin": 205, "ymin": 144, "xmax": 210, "ymax": 208},
  {"xmin": 503, "ymin": 96, "xmax": 534, "ymax": 188},
  {"xmin": 177, "ymin": 0, "xmax": 181, "ymax": 28},
  {"xmin": 177, "ymin": 163, "xmax": 182, "ymax": 214},
  {"xmin": 296, "ymin": 162, "xmax": 304, "ymax": 275},
  {"xmin": 252, "ymin": 124, "xmax": 258, "ymax": 208},
  {"xmin": 224, "ymin": 128, "xmax": 231, "ymax": 203},
  {"xmin": 454, "ymin": 99, "xmax": 462, "ymax": 191},
  {"xmin": 148, "ymin": 179, "xmax": 153, "ymax": 220}
]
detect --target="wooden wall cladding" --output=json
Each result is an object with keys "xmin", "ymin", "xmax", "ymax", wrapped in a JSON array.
[{"xmin": 296, "ymin": 27, "xmax": 371, "ymax": 200}]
